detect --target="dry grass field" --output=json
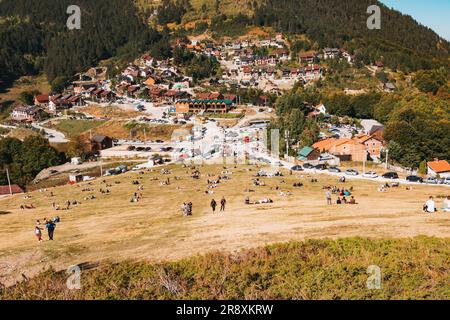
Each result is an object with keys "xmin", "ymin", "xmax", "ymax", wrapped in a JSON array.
[{"xmin": 0, "ymin": 164, "xmax": 449, "ymax": 287}]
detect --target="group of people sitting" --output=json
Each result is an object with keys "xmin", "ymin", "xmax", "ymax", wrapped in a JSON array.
[
  {"xmin": 378, "ymin": 182, "xmax": 399, "ymax": 192},
  {"xmin": 336, "ymin": 196, "xmax": 357, "ymax": 205},
  {"xmin": 181, "ymin": 202, "xmax": 193, "ymax": 216},
  {"xmin": 19, "ymin": 204, "xmax": 35, "ymax": 210},
  {"xmin": 423, "ymin": 196, "xmax": 450, "ymax": 213},
  {"xmin": 252, "ymin": 178, "xmax": 266, "ymax": 186},
  {"xmin": 130, "ymin": 192, "xmax": 143, "ymax": 203},
  {"xmin": 245, "ymin": 196, "xmax": 273, "ymax": 205},
  {"xmin": 191, "ymin": 170, "xmax": 201, "ymax": 179}
]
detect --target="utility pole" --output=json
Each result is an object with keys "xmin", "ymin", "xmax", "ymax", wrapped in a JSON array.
[
  {"xmin": 100, "ymin": 160, "xmax": 103, "ymax": 177},
  {"xmin": 363, "ymin": 149, "xmax": 366, "ymax": 174},
  {"xmin": 284, "ymin": 129, "xmax": 290, "ymax": 160},
  {"xmin": 385, "ymin": 149, "xmax": 389, "ymax": 170},
  {"xmin": 6, "ymin": 167, "xmax": 13, "ymax": 196}
]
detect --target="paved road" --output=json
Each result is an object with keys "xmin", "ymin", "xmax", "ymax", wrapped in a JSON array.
[{"xmin": 31, "ymin": 123, "xmax": 68, "ymax": 143}]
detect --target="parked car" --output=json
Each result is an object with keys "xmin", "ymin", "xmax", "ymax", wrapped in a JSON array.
[
  {"xmin": 362, "ymin": 171, "xmax": 378, "ymax": 179},
  {"xmin": 155, "ymin": 140, "xmax": 164, "ymax": 143},
  {"xmin": 406, "ymin": 175, "xmax": 423, "ymax": 183},
  {"xmin": 291, "ymin": 165, "xmax": 304, "ymax": 171},
  {"xmin": 328, "ymin": 167, "xmax": 341, "ymax": 173},
  {"xmin": 424, "ymin": 177, "xmax": 438, "ymax": 184},
  {"xmin": 127, "ymin": 146, "xmax": 136, "ymax": 151},
  {"xmin": 345, "ymin": 169, "xmax": 359, "ymax": 176},
  {"xmin": 314, "ymin": 164, "xmax": 327, "ymax": 170},
  {"xmin": 444, "ymin": 177, "xmax": 450, "ymax": 185},
  {"xmin": 382, "ymin": 172, "xmax": 399, "ymax": 179},
  {"xmin": 303, "ymin": 163, "xmax": 314, "ymax": 169}
]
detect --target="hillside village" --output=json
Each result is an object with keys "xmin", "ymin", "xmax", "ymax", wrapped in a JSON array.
[
  {"xmin": 0, "ymin": 0, "xmax": 449, "ymax": 302},
  {"xmin": 2, "ymin": 30, "xmax": 450, "ymax": 191}
]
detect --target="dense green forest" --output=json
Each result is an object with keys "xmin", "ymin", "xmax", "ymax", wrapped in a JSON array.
[
  {"xmin": 252, "ymin": 0, "xmax": 450, "ymax": 71},
  {"xmin": 0, "ymin": 0, "xmax": 161, "ymax": 87},
  {"xmin": 2, "ymin": 0, "xmax": 450, "ymax": 85},
  {"xmin": 0, "ymin": 136, "xmax": 66, "ymax": 187}
]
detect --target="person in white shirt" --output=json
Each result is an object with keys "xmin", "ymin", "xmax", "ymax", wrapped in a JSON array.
[
  {"xmin": 424, "ymin": 196, "xmax": 436, "ymax": 213},
  {"xmin": 442, "ymin": 196, "xmax": 450, "ymax": 212}
]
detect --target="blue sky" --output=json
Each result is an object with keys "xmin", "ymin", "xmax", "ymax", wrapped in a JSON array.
[{"xmin": 380, "ymin": 0, "xmax": 450, "ymax": 41}]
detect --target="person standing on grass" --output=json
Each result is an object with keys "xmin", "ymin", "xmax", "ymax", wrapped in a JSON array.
[
  {"xmin": 35, "ymin": 225, "xmax": 43, "ymax": 242},
  {"xmin": 220, "ymin": 197, "xmax": 227, "ymax": 211},
  {"xmin": 210, "ymin": 199, "xmax": 217, "ymax": 213},
  {"xmin": 45, "ymin": 220, "xmax": 56, "ymax": 240},
  {"xmin": 326, "ymin": 190, "xmax": 332, "ymax": 205}
]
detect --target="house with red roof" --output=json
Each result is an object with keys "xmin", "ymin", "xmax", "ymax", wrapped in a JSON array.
[
  {"xmin": 0, "ymin": 184, "xmax": 24, "ymax": 196},
  {"xmin": 427, "ymin": 159, "xmax": 450, "ymax": 178},
  {"xmin": 34, "ymin": 94, "xmax": 49, "ymax": 107}
]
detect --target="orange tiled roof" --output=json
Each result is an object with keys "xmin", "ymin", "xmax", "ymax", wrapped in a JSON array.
[
  {"xmin": 312, "ymin": 138, "xmax": 337, "ymax": 151},
  {"xmin": 427, "ymin": 160, "xmax": 450, "ymax": 173}
]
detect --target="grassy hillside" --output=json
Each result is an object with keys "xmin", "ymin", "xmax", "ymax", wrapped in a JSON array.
[
  {"xmin": 1, "ymin": 237, "xmax": 449, "ymax": 299},
  {"xmin": 0, "ymin": 164, "xmax": 449, "ymax": 289}
]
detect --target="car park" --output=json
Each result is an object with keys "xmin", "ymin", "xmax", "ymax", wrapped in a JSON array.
[
  {"xmin": 362, "ymin": 171, "xmax": 378, "ymax": 178},
  {"xmin": 382, "ymin": 172, "xmax": 399, "ymax": 179},
  {"xmin": 345, "ymin": 169, "xmax": 359, "ymax": 176}
]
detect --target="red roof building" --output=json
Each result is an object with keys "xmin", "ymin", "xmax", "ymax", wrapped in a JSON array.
[
  {"xmin": 427, "ymin": 159, "xmax": 450, "ymax": 177},
  {"xmin": 0, "ymin": 184, "xmax": 24, "ymax": 196}
]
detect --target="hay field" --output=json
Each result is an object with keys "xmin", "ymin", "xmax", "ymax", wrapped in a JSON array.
[{"xmin": 0, "ymin": 164, "xmax": 449, "ymax": 286}]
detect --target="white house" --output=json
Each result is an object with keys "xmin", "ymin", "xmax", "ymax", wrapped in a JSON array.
[{"xmin": 427, "ymin": 159, "xmax": 450, "ymax": 178}]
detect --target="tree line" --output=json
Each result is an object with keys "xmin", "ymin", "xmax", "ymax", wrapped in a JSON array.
[
  {"xmin": 0, "ymin": 0, "xmax": 162, "ymax": 88},
  {"xmin": 0, "ymin": 136, "xmax": 66, "ymax": 188},
  {"xmin": 252, "ymin": 0, "xmax": 450, "ymax": 72}
]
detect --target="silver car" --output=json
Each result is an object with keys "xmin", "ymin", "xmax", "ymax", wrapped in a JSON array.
[{"xmin": 345, "ymin": 169, "xmax": 359, "ymax": 176}]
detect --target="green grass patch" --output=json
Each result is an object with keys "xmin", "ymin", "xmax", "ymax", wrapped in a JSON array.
[
  {"xmin": 2, "ymin": 237, "xmax": 449, "ymax": 300},
  {"xmin": 52, "ymin": 119, "xmax": 106, "ymax": 137}
]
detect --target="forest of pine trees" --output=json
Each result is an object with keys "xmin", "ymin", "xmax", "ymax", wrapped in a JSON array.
[
  {"xmin": 252, "ymin": 0, "xmax": 450, "ymax": 71},
  {"xmin": 0, "ymin": 0, "xmax": 162, "ymax": 86}
]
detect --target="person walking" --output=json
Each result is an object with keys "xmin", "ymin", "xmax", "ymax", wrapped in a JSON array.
[
  {"xmin": 210, "ymin": 199, "xmax": 217, "ymax": 213},
  {"xmin": 220, "ymin": 197, "xmax": 227, "ymax": 211},
  {"xmin": 326, "ymin": 190, "xmax": 332, "ymax": 205},
  {"xmin": 45, "ymin": 220, "xmax": 56, "ymax": 240},
  {"xmin": 35, "ymin": 225, "xmax": 43, "ymax": 242}
]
